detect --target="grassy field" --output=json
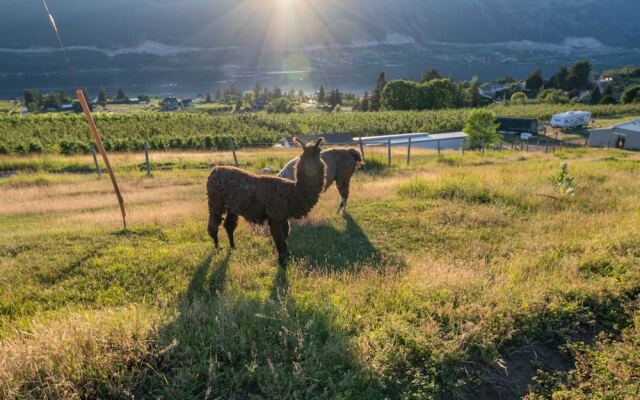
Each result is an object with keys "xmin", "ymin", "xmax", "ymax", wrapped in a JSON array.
[{"xmin": 1, "ymin": 147, "xmax": 639, "ymax": 399}]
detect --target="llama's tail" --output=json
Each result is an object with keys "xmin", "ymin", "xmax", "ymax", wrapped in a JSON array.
[{"xmin": 348, "ymin": 148, "xmax": 365, "ymax": 167}]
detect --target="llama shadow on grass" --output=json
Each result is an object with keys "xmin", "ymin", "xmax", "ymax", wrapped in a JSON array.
[
  {"xmin": 288, "ymin": 214, "xmax": 398, "ymax": 272},
  {"xmin": 133, "ymin": 245, "xmax": 380, "ymax": 399}
]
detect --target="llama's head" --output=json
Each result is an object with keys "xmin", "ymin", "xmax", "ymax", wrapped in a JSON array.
[{"xmin": 294, "ymin": 137, "xmax": 326, "ymax": 183}]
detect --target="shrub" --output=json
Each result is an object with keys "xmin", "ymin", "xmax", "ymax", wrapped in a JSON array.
[
  {"xmin": 538, "ymin": 89, "xmax": 570, "ymax": 104},
  {"xmin": 463, "ymin": 109, "xmax": 499, "ymax": 149},
  {"xmin": 511, "ymin": 92, "xmax": 528, "ymax": 103},
  {"xmin": 621, "ymin": 85, "xmax": 640, "ymax": 104}
]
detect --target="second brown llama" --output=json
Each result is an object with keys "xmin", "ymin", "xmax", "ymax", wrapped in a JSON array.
[{"xmin": 278, "ymin": 147, "xmax": 363, "ymax": 214}]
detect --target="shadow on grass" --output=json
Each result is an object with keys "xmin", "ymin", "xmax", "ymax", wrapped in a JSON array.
[
  {"xmin": 288, "ymin": 214, "xmax": 401, "ymax": 272},
  {"xmin": 133, "ymin": 244, "xmax": 380, "ymax": 399}
]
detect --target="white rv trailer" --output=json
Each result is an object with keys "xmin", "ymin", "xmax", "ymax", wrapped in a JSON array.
[{"xmin": 550, "ymin": 111, "xmax": 591, "ymax": 128}]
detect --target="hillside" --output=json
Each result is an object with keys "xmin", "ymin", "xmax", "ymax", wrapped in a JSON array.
[{"xmin": 1, "ymin": 148, "xmax": 639, "ymax": 398}]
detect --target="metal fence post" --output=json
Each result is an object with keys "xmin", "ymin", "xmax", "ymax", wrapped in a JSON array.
[
  {"xmin": 91, "ymin": 145, "xmax": 102, "ymax": 178},
  {"xmin": 144, "ymin": 140, "xmax": 151, "ymax": 177},
  {"xmin": 230, "ymin": 137, "xmax": 239, "ymax": 167},
  {"xmin": 387, "ymin": 137, "xmax": 391, "ymax": 167},
  {"xmin": 407, "ymin": 136, "xmax": 412, "ymax": 165}
]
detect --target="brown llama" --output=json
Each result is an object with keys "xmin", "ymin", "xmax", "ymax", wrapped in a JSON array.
[
  {"xmin": 278, "ymin": 147, "xmax": 363, "ymax": 214},
  {"xmin": 207, "ymin": 137, "xmax": 326, "ymax": 266}
]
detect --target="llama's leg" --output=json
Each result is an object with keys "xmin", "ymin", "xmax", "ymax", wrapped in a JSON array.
[
  {"xmin": 283, "ymin": 220, "xmax": 290, "ymax": 240},
  {"xmin": 268, "ymin": 218, "xmax": 289, "ymax": 266},
  {"xmin": 207, "ymin": 192, "xmax": 224, "ymax": 248},
  {"xmin": 208, "ymin": 211, "xmax": 223, "ymax": 248},
  {"xmin": 223, "ymin": 211, "xmax": 239, "ymax": 249},
  {"xmin": 335, "ymin": 175, "xmax": 352, "ymax": 214}
]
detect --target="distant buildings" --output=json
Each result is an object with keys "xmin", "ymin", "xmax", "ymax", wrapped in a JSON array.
[
  {"xmin": 588, "ymin": 120, "xmax": 640, "ymax": 150},
  {"xmin": 161, "ymin": 97, "xmax": 193, "ymax": 111}
]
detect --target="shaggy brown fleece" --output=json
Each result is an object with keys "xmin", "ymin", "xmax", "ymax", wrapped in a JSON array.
[
  {"xmin": 278, "ymin": 148, "xmax": 363, "ymax": 213},
  {"xmin": 207, "ymin": 138, "xmax": 326, "ymax": 265}
]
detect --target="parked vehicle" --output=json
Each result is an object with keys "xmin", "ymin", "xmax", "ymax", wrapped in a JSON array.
[
  {"xmin": 550, "ymin": 111, "xmax": 591, "ymax": 128},
  {"xmin": 497, "ymin": 117, "xmax": 538, "ymax": 135}
]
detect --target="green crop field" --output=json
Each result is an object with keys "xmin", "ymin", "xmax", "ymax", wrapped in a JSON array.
[
  {"xmin": 1, "ymin": 147, "xmax": 639, "ymax": 399},
  {"xmin": 2, "ymin": 103, "xmax": 640, "ymax": 155}
]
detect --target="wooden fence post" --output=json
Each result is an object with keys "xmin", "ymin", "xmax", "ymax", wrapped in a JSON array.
[
  {"xmin": 545, "ymin": 140, "xmax": 549, "ymax": 153},
  {"xmin": 359, "ymin": 136, "xmax": 365, "ymax": 160},
  {"xmin": 407, "ymin": 136, "xmax": 412, "ymax": 165},
  {"xmin": 387, "ymin": 137, "xmax": 391, "ymax": 167},
  {"xmin": 144, "ymin": 140, "xmax": 151, "ymax": 177},
  {"xmin": 462, "ymin": 138, "xmax": 466, "ymax": 155},
  {"xmin": 76, "ymin": 89, "xmax": 126, "ymax": 229},
  {"xmin": 230, "ymin": 138, "xmax": 239, "ymax": 167},
  {"xmin": 91, "ymin": 145, "xmax": 102, "ymax": 178},
  {"xmin": 437, "ymin": 140, "xmax": 441, "ymax": 157}
]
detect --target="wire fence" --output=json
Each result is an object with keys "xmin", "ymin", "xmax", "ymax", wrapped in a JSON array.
[{"xmin": 89, "ymin": 132, "xmax": 585, "ymax": 179}]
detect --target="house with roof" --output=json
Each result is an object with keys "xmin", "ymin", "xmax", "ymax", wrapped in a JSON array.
[
  {"xmin": 588, "ymin": 120, "xmax": 640, "ymax": 150},
  {"xmin": 161, "ymin": 97, "xmax": 181, "ymax": 111}
]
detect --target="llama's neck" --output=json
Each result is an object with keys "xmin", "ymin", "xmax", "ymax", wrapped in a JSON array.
[{"xmin": 294, "ymin": 160, "xmax": 325, "ymax": 210}]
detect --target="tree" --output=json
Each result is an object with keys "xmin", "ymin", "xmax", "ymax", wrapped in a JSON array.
[
  {"xmin": 538, "ymin": 89, "xmax": 569, "ymax": 104},
  {"xmin": 234, "ymin": 97, "xmax": 243, "ymax": 113},
  {"xmin": 548, "ymin": 66, "xmax": 569, "ymax": 90},
  {"xmin": 420, "ymin": 68, "xmax": 441, "ymax": 83},
  {"xmin": 463, "ymin": 109, "xmax": 499, "ymax": 149},
  {"xmin": 266, "ymin": 98, "xmax": 294, "ymax": 113},
  {"xmin": 328, "ymin": 89, "xmax": 342, "ymax": 109},
  {"xmin": 370, "ymin": 71, "xmax": 386, "ymax": 111},
  {"xmin": 511, "ymin": 92, "xmax": 527, "ymax": 103},
  {"xmin": 569, "ymin": 60, "xmax": 592, "ymax": 89},
  {"xmin": 243, "ymin": 91, "xmax": 255, "ymax": 109},
  {"xmin": 41, "ymin": 93, "xmax": 62, "ymax": 110},
  {"xmin": 566, "ymin": 74, "xmax": 579, "ymax": 91},
  {"xmin": 589, "ymin": 86, "xmax": 602, "ymax": 105},
  {"xmin": 466, "ymin": 76, "xmax": 481, "ymax": 107},
  {"xmin": 600, "ymin": 94, "xmax": 616, "ymax": 104},
  {"xmin": 298, "ymin": 89, "xmax": 304, "ymax": 99},
  {"xmin": 97, "ymin": 88, "xmax": 108, "ymax": 106},
  {"xmin": 205, "ymin": 93, "xmax": 212, "ymax": 103},
  {"xmin": 621, "ymin": 85, "xmax": 640, "ymax": 104},
  {"xmin": 361, "ymin": 91, "xmax": 370, "ymax": 112},
  {"xmin": 600, "ymin": 85, "xmax": 616, "ymax": 104},
  {"xmin": 116, "ymin": 88, "xmax": 128, "ymax": 102},
  {"xmin": 381, "ymin": 78, "xmax": 458, "ymax": 110},
  {"xmin": 23, "ymin": 89, "xmax": 41, "ymax": 112},
  {"xmin": 381, "ymin": 80, "xmax": 419, "ymax": 110},
  {"xmin": 525, "ymin": 69, "xmax": 544, "ymax": 92},
  {"xmin": 253, "ymin": 81, "xmax": 262, "ymax": 98},
  {"xmin": 318, "ymin": 85, "xmax": 326, "ymax": 104}
]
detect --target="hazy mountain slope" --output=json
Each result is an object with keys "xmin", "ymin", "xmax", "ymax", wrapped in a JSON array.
[{"xmin": 0, "ymin": 0, "xmax": 638, "ymax": 49}]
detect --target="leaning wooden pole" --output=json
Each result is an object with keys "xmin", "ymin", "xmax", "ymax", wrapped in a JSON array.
[{"xmin": 76, "ymin": 89, "xmax": 127, "ymax": 229}]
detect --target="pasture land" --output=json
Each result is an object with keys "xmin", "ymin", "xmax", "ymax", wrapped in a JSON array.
[
  {"xmin": 2, "ymin": 103, "xmax": 640, "ymax": 155},
  {"xmin": 1, "ymin": 148, "xmax": 639, "ymax": 399}
]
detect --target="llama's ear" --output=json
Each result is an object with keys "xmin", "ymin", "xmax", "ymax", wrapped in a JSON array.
[
  {"xmin": 314, "ymin": 137, "xmax": 324, "ymax": 148},
  {"xmin": 293, "ymin": 137, "xmax": 305, "ymax": 148}
]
